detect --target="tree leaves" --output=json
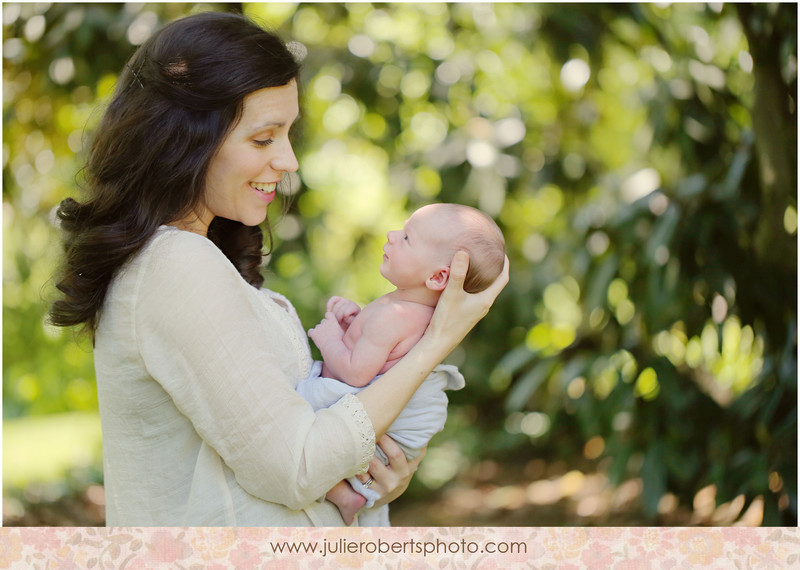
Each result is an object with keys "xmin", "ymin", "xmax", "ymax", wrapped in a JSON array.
[{"xmin": 3, "ymin": 2, "xmax": 796, "ymax": 525}]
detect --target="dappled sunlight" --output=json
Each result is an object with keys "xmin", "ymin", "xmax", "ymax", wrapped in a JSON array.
[
  {"xmin": 3, "ymin": 412, "xmax": 104, "ymax": 525},
  {"xmin": 524, "ymin": 276, "xmax": 581, "ymax": 356},
  {"xmin": 393, "ymin": 459, "xmax": 767, "ymax": 527},
  {"xmin": 783, "ymin": 205, "xmax": 797, "ymax": 234},
  {"xmin": 653, "ymin": 317, "xmax": 765, "ymax": 406},
  {"xmin": 3, "ymin": 2, "xmax": 795, "ymax": 527},
  {"xmin": 606, "ymin": 278, "xmax": 636, "ymax": 326},
  {"xmin": 4, "ymin": 482, "xmax": 105, "ymax": 526},
  {"xmin": 560, "ymin": 59, "xmax": 591, "ymax": 93}
]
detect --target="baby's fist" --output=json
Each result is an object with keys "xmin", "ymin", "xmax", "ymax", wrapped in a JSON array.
[
  {"xmin": 308, "ymin": 312, "xmax": 344, "ymax": 347},
  {"xmin": 327, "ymin": 296, "xmax": 361, "ymax": 330}
]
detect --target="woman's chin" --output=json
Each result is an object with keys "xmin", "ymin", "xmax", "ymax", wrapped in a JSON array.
[{"xmin": 240, "ymin": 211, "xmax": 269, "ymax": 227}]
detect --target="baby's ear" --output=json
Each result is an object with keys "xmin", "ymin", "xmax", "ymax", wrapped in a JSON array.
[{"xmin": 426, "ymin": 266, "xmax": 450, "ymax": 291}]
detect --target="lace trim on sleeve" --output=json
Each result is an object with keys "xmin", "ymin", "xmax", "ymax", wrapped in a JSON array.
[{"xmin": 332, "ymin": 393, "xmax": 375, "ymax": 472}]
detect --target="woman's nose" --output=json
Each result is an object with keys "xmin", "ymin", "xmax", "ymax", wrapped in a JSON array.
[{"xmin": 272, "ymin": 139, "xmax": 299, "ymax": 174}]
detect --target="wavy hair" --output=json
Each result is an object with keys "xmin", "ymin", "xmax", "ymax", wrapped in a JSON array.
[{"xmin": 49, "ymin": 12, "xmax": 301, "ymax": 338}]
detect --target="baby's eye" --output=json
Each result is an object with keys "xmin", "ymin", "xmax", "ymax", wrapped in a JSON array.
[{"xmin": 403, "ymin": 234, "xmax": 409, "ymax": 241}]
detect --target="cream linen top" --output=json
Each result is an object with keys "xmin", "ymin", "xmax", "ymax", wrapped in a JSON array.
[{"xmin": 94, "ymin": 226, "xmax": 376, "ymax": 526}]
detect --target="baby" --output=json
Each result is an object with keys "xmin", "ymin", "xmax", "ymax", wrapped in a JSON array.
[{"xmin": 299, "ymin": 203, "xmax": 505, "ymax": 524}]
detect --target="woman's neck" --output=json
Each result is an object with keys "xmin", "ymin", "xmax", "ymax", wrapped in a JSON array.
[{"xmin": 168, "ymin": 210, "xmax": 212, "ymax": 237}]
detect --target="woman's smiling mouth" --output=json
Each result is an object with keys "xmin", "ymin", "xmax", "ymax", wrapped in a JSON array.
[
  {"xmin": 251, "ymin": 182, "xmax": 277, "ymax": 193},
  {"xmin": 250, "ymin": 182, "xmax": 277, "ymax": 203}
]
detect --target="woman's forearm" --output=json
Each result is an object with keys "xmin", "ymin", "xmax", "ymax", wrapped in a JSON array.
[{"xmin": 355, "ymin": 335, "xmax": 450, "ymax": 437}]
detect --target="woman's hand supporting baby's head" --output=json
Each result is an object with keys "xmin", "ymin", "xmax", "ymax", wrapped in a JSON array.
[{"xmin": 423, "ymin": 250, "xmax": 509, "ymax": 354}]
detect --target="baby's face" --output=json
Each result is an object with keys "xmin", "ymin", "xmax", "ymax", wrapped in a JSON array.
[{"xmin": 380, "ymin": 205, "xmax": 454, "ymax": 288}]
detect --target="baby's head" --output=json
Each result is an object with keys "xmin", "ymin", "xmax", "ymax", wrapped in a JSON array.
[{"xmin": 413, "ymin": 203, "xmax": 506, "ymax": 294}]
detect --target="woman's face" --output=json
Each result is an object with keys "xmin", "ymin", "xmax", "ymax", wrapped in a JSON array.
[{"xmin": 187, "ymin": 80, "xmax": 300, "ymax": 234}]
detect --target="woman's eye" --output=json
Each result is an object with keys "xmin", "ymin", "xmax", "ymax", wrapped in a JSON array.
[{"xmin": 253, "ymin": 139, "xmax": 274, "ymax": 147}]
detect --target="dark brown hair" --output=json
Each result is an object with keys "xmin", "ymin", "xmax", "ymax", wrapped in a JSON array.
[{"xmin": 49, "ymin": 12, "xmax": 301, "ymax": 337}]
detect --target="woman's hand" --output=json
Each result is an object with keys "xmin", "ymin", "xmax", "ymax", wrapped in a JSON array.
[
  {"xmin": 425, "ymin": 251, "xmax": 509, "ymax": 352},
  {"xmin": 359, "ymin": 435, "xmax": 426, "ymax": 508}
]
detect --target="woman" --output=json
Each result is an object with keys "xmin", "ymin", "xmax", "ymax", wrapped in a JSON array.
[{"xmin": 49, "ymin": 11, "xmax": 508, "ymax": 526}]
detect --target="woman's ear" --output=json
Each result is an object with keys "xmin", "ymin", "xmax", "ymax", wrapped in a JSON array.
[{"xmin": 426, "ymin": 266, "xmax": 450, "ymax": 291}]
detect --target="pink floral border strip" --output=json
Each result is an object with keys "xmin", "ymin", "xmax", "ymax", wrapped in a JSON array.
[{"xmin": 2, "ymin": 527, "xmax": 798, "ymax": 568}]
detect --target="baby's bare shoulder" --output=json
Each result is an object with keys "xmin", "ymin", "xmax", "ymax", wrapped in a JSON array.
[{"xmin": 384, "ymin": 299, "xmax": 433, "ymax": 329}]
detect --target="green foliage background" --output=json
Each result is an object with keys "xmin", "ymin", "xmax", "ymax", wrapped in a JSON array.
[{"xmin": 3, "ymin": 2, "xmax": 796, "ymax": 525}]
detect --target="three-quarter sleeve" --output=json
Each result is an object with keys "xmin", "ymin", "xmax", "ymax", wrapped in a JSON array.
[{"xmin": 132, "ymin": 230, "xmax": 374, "ymax": 510}]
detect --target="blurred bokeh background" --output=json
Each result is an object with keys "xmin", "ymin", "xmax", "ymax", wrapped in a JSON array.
[{"xmin": 3, "ymin": 2, "xmax": 796, "ymax": 526}]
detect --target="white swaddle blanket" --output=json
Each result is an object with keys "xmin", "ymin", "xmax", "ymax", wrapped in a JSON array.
[{"xmin": 295, "ymin": 362, "xmax": 465, "ymax": 510}]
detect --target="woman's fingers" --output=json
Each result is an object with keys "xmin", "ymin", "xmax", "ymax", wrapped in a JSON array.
[
  {"xmin": 407, "ymin": 444, "xmax": 426, "ymax": 471},
  {"xmin": 442, "ymin": 251, "xmax": 509, "ymax": 310},
  {"xmin": 488, "ymin": 255, "xmax": 511, "ymax": 297},
  {"xmin": 368, "ymin": 436, "xmax": 420, "ymax": 507},
  {"xmin": 426, "ymin": 252, "xmax": 509, "ymax": 350},
  {"xmin": 379, "ymin": 434, "xmax": 407, "ymax": 470},
  {"xmin": 445, "ymin": 250, "xmax": 470, "ymax": 291}
]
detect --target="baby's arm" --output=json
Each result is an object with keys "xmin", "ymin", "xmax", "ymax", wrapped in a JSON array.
[{"xmin": 309, "ymin": 307, "xmax": 408, "ymax": 388}]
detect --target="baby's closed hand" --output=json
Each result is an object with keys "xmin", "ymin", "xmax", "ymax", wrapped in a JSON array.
[
  {"xmin": 327, "ymin": 296, "xmax": 360, "ymax": 330},
  {"xmin": 308, "ymin": 312, "xmax": 344, "ymax": 346}
]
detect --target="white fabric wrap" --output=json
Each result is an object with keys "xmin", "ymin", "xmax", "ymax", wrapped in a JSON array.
[{"xmin": 296, "ymin": 362, "xmax": 465, "ymax": 510}]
